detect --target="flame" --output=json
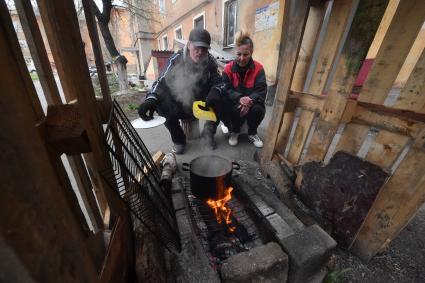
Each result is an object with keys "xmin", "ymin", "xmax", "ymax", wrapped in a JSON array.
[{"xmin": 206, "ymin": 186, "xmax": 236, "ymax": 233}]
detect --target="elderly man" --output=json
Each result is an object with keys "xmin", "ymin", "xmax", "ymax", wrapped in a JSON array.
[{"xmin": 138, "ymin": 28, "xmax": 223, "ymax": 154}]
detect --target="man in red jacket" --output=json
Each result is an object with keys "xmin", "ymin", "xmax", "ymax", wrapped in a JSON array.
[{"xmin": 222, "ymin": 31, "xmax": 266, "ymax": 148}]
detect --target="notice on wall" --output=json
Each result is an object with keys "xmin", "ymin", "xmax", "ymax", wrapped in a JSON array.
[{"xmin": 255, "ymin": 2, "xmax": 280, "ymax": 32}]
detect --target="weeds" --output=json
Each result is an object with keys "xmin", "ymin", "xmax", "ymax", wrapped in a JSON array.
[{"xmin": 323, "ymin": 268, "xmax": 351, "ymax": 283}]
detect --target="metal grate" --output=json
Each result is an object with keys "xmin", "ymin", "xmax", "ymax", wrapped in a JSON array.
[
  {"xmin": 101, "ymin": 100, "xmax": 180, "ymax": 252},
  {"xmin": 183, "ymin": 176, "xmax": 260, "ymax": 265}
]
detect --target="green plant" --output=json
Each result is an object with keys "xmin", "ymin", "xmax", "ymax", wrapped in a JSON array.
[
  {"xmin": 127, "ymin": 103, "xmax": 139, "ymax": 110},
  {"xmin": 323, "ymin": 268, "xmax": 351, "ymax": 283}
]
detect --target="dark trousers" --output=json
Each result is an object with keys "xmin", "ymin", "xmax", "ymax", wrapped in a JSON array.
[
  {"xmin": 156, "ymin": 92, "xmax": 220, "ymax": 144},
  {"xmin": 230, "ymin": 103, "xmax": 265, "ymax": 135}
]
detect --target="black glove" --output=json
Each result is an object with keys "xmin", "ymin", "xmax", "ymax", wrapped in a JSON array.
[
  {"xmin": 205, "ymin": 91, "xmax": 221, "ymax": 109},
  {"xmin": 138, "ymin": 99, "xmax": 158, "ymax": 121}
]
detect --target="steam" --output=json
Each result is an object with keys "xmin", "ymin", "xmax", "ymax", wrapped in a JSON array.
[{"xmin": 164, "ymin": 46, "xmax": 210, "ymax": 108}]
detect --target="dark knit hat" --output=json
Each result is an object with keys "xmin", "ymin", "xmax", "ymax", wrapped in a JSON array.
[{"xmin": 189, "ymin": 28, "xmax": 211, "ymax": 49}]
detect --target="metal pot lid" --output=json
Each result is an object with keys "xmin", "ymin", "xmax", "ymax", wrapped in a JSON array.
[{"xmin": 190, "ymin": 155, "xmax": 232, "ymax": 177}]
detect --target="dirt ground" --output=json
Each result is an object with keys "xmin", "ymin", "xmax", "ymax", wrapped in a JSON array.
[{"xmin": 116, "ymin": 92, "xmax": 425, "ymax": 283}]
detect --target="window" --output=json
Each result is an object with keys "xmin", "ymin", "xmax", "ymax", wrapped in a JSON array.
[
  {"xmin": 193, "ymin": 12, "xmax": 205, "ymax": 29},
  {"xmin": 158, "ymin": 0, "xmax": 165, "ymax": 13},
  {"xmin": 224, "ymin": 0, "xmax": 237, "ymax": 46},
  {"xmin": 162, "ymin": 35, "xmax": 168, "ymax": 50},
  {"xmin": 175, "ymin": 26, "xmax": 183, "ymax": 40}
]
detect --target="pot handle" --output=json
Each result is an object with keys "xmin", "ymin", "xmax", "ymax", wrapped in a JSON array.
[
  {"xmin": 182, "ymin": 162, "xmax": 190, "ymax": 171},
  {"xmin": 232, "ymin": 162, "xmax": 241, "ymax": 170}
]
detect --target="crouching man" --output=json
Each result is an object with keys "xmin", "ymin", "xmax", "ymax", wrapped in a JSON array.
[{"xmin": 138, "ymin": 28, "xmax": 224, "ymax": 154}]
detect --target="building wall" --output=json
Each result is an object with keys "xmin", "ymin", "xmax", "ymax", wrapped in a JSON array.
[{"xmin": 152, "ymin": 0, "xmax": 285, "ymax": 84}]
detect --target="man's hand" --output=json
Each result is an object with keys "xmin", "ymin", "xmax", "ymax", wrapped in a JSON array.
[
  {"xmin": 239, "ymin": 96, "xmax": 253, "ymax": 117},
  {"xmin": 138, "ymin": 98, "xmax": 158, "ymax": 121}
]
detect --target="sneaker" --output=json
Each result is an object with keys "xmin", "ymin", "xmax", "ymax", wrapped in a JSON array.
[
  {"xmin": 172, "ymin": 143, "xmax": 185, "ymax": 154},
  {"xmin": 228, "ymin": 132, "xmax": 239, "ymax": 146},
  {"xmin": 248, "ymin": 134, "xmax": 263, "ymax": 148}
]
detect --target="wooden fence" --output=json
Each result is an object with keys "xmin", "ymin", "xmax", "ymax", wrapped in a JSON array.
[
  {"xmin": 0, "ymin": 0, "xmax": 133, "ymax": 281},
  {"xmin": 261, "ymin": 0, "xmax": 425, "ymax": 261}
]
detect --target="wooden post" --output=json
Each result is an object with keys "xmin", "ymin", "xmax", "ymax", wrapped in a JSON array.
[
  {"xmin": 358, "ymin": 0, "xmax": 425, "ymax": 105},
  {"xmin": 81, "ymin": 0, "xmax": 111, "ymax": 108},
  {"xmin": 260, "ymin": 0, "xmax": 311, "ymax": 171},
  {"xmin": 16, "ymin": 0, "xmax": 104, "ymax": 232},
  {"xmin": 36, "ymin": 0, "xmax": 123, "ymax": 216},
  {"xmin": 303, "ymin": 0, "xmax": 389, "ymax": 162},
  {"xmin": 0, "ymin": 3, "xmax": 98, "ymax": 281}
]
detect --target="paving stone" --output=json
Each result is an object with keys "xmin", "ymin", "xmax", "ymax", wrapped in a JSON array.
[
  {"xmin": 279, "ymin": 224, "xmax": 337, "ymax": 283},
  {"xmin": 172, "ymin": 190, "xmax": 185, "ymax": 211},
  {"xmin": 266, "ymin": 213, "xmax": 294, "ymax": 240},
  {"xmin": 175, "ymin": 209, "xmax": 191, "ymax": 240},
  {"xmin": 220, "ymin": 242, "xmax": 288, "ymax": 283}
]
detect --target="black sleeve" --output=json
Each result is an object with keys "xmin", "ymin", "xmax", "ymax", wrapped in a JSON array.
[
  {"xmin": 222, "ymin": 72, "xmax": 243, "ymax": 103},
  {"xmin": 146, "ymin": 53, "xmax": 181, "ymax": 100},
  {"xmin": 249, "ymin": 68, "xmax": 267, "ymax": 103}
]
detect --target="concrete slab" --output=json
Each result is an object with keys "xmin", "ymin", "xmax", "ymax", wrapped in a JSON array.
[{"xmin": 220, "ymin": 242, "xmax": 289, "ymax": 283}]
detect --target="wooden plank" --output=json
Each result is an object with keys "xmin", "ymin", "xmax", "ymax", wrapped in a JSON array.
[
  {"xmin": 37, "ymin": 0, "xmax": 122, "ymax": 215},
  {"xmin": 352, "ymin": 147, "xmax": 425, "ymax": 261},
  {"xmin": 100, "ymin": 216, "xmax": 133, "ymax": 282},
  {"xmin": 365, "ymin": 130, "xmax": 410, "ymax": 169},
  {"xmin": 291, "ymin": 1, "xmax": 327, "ymax": 92},
  {"xmin": 275, "ymin": 112, "xmax": 296, "ymax": 156},
  {"xmin": 304, "ymin": 0, "xmax": 389, "ymax": 163},
  {"xmin": 393, "ymin": 48, "xmax": 425, "ymax": 113},
  {"xmin": 365, "ymin": 0, "xmax": 400, "ymax": 59},
  {"xmin": 81, "ymin": 0, "xmax": 111, "ymax": 108},
  {"xmin": 358, "ymin": 0, "xmax": 425, "ymax": 104},
  {"xmin": 0, "ymin": 3, "xmax": 98, "ymax": 280},
  {"xmin": 287, "ymin": 110, "xmax": 316, "ymax": 164},
  {"xmin": 334, "ymin": 123, "xmax": 370, "ymax": 155},
  {"xmin": 15, "ymin": 0, "xmax": 62, "ymax": 106},
  {"xmin": 68, "ymin": 155, "xmax": 104, "ymax": 232},
  {"xmin": 290, "ymin": 90, "xmax": 325, "ymax": 112},
  {"xmin": 308, "ymin": 0, "xmax": 358, "ymax": 95},
  {"xmin": 260, "ymin": 0, "xmax": 311, "ymax": 170},
  {"xmin": 1, "ymin": 0, "xmax": 43, "ymax": 120},
  {"xmin": 352, "ymin": 104, "xmax": 425, "ymax": 137}
]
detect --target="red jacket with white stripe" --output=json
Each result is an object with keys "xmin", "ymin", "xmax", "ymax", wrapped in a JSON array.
[{"xmin": 222, "ymin": 59, "xmax": 267, "ymax": 104}]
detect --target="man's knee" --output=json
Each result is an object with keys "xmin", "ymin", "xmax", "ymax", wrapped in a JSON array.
[{"xmin": 250, "ymin": 103, "xmax": 265, "ymax": 117}]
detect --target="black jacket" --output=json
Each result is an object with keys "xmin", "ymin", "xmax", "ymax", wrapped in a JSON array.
[{"xmin": 146, "ymin": 48, "xmax": 222, "ymax": 104}]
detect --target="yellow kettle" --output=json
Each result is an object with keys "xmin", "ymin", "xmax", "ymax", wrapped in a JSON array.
[{"xmin": 192, "ymin": 101, "xmax": 217, "ymax": 122}]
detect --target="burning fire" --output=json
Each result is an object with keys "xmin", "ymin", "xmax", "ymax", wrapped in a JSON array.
[{"xmin": 206, "ymin": 186, "xmax": 236, "ymax": 233}]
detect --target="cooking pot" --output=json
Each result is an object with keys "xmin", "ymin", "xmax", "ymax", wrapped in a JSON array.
[{"xmin": 182, "ymin": 155, "xmax": 240, "ymax": 201}]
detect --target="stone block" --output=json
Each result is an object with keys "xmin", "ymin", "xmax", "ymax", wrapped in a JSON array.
[
  {"xmin": 172, "ymin": 190, "xmax": 185, "ymax": 211},
  {"xmin": 266, "ymin": 213, "xmax": 294, "ymax": 240},
  {"xmin": 175, "ymin": 209, "xmax": 191, "ymax": 240},
  {"xmin": 220, "ymin": 242, "xmax": 288, "ymax": 283},
  {"xmin": 279, "ymin": 224, "xmax": 337, "ymax": 283}
]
